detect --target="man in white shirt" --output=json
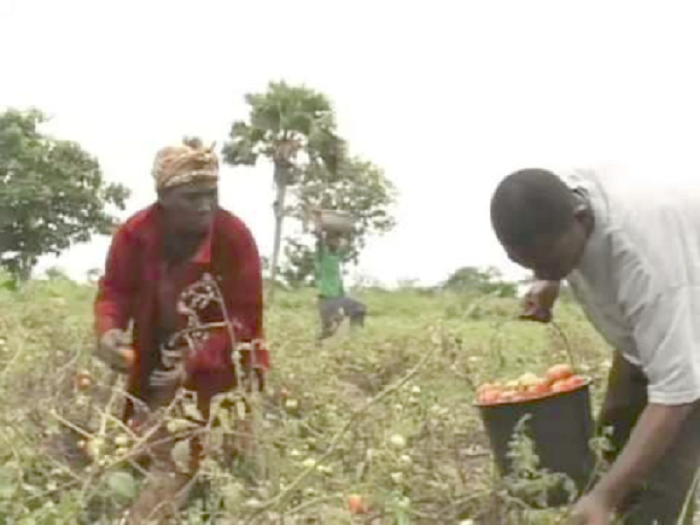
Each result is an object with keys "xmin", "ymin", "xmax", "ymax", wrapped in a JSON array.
[{"xmin": 490, "ymin": 168, "xmax": 700, "ymax": 525}]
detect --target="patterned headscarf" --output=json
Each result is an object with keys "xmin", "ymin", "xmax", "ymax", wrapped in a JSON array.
[{"xmin": 152, "ymin": 137, "xmax": 219, "ymax": 191}]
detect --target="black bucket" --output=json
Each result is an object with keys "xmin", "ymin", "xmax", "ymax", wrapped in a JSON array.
[{"xmin": 476, "ymin": 380, "xmax": 596, "ymax": 508}]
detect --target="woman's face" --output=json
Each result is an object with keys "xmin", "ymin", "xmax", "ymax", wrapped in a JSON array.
[{"xmin": 158, "ymin": 179, "xmax": 219, "ymax": 234}]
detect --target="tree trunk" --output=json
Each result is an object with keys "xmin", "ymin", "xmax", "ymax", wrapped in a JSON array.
[
  {"xmin": 268, "ymin": 168, "xmax": 288, "ymax": 302},
  {"xmin": 18, "ymin": 257, "xmax": 33, "ymax": 282}
]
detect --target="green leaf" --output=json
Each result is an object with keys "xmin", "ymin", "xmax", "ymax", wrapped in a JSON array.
[
  {"xmin": 0, "ymin": 470, "xmax": 17, "ymax": 500},
  {"xmin": 395, "ymin": 510, "xmax": 411, "ymax": 525},
  {"xmin": 106, "ymin": 471, "xmax": 137, "ymax": 502},
  {"xmin": 171, "ymin": 440, "xmax": 192, "ymax": 473}
]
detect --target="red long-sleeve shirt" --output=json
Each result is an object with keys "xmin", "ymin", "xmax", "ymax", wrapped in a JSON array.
[{"xmin": 94, "ymin": 204, "xmax": 269, "ymax": 420}]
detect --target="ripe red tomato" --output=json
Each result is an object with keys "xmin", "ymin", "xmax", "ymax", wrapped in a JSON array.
[
  {"xmin": 479, "ymin": 390, "xmax": 501, "ymax": 405},
  {"xmin": 564, "ymin": 375, "xmax": 586, "ymax": 390},
  {"xmin": 550, "ymin": 379, "xmax": 569, "ymax": 393},
  {"xmin": 546, "ymin": 364, "xmax": 574, "ymax": 384},
  {"xmin": 499, "ymin": 390, "xmax": 517, "ymax": 403},
  {"xmin": 478, "ymin": 365, "xmax": 587, "ymax": 405},
  {"xmin": 527, "ymin": 380, "xmax": 551, "ymax": 397},
  {"xmin": 348, "ymin": 494, "xmax": 367, "ymax": 514},
  {"xmin": 120, "ymin": 347, "xmax": 136, "ymax": 370}
]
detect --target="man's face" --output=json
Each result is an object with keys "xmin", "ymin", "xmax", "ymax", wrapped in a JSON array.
[
  {"xmin": 503, "ymin": 215, "xmax": 589, "ymax": 280},
  {"xmin": 159, "ymin": 180, "xmax": 218, "ymax": 234}
]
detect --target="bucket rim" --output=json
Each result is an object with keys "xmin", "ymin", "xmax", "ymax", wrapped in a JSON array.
[{"xmin": 472, "ymin": 376, "xmax": 594, "ymax": 409}]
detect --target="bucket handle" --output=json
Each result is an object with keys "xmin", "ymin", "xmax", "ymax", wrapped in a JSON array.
[{"xmin": 487, "ymin": 318, "xmax": 578, "ymax": 372}]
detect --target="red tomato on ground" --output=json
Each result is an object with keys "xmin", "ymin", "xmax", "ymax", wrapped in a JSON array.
[{"xmin": 348, "ymin": 494, "xmax": 367, "ymax": 514}]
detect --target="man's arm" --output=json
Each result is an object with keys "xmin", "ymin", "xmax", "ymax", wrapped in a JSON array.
[
  {"xmin": 313, "ymin": 222, "xmax": 325, "ymax": 284},
  {"xmin": 337, "ymin": 237, "xmax": 352, "ymax": 260},
  {"xmin": 583, "ymin": 286, "xmax": 700, "ymax": 513},
  {"xmin": 589, "ymin": 402, "xmax": 694, "ymax": 508}
]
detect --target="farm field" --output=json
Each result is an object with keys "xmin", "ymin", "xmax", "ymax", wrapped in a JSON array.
[{"xmin": 0, "ymin": 275, "xmax": 621, "ymax": 524}]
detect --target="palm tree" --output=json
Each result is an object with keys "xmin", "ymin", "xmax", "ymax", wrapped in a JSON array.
[{"xmin": 222, "ymin": 81, "xmax": 344, "ymax": 300}]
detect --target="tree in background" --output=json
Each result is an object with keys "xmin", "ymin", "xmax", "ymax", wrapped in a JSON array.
[
  {"xmin": 279, "ymin": 237, "xmax": 316, "ymax": 287},
  {"xmin": 280, "ymin": 156, "xmax": 397, "ymax": 287},
  {"xmin": 442, "ymin": 266, "xmax": 517, "ymax": 298},
  {"xmin": 222, "ymin": 81, "xmax": 345, "ymax": 298},
  {"xmin": 0, "ymin": 109, "xmax": 130, "ymax": 281}
]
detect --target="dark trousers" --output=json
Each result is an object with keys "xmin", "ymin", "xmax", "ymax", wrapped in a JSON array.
[
  {"xmin": 317, "ymin": 296, "xmax": 366, "ymax": 339},
  {"xmin": 598, "ymin": 351, "xmax": 700, "ymax": 524}
]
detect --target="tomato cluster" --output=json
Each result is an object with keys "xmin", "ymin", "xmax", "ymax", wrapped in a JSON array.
[{"xmin": 476, "ymin": 363, "xmax": 588, "ymax": 405}]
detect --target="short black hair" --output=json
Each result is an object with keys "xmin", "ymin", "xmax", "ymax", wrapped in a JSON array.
[{"xmin": 490, "ymin": 168, "xmax": 576, "ymax": 250}]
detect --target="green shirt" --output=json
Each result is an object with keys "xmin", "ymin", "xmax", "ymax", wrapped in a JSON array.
[{"xmin": 315, "ymin": 241, "xmax": 349, "ymax": 298}]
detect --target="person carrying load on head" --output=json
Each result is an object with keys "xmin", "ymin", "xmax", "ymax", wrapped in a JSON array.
[
  {"xmin": 490, "ymin": 167, "xmax": 700, "ymax": 525},
  {"xmin": 310, "ymin": 209, "xmax": 366, "ymax": 342},
  {"xmin": 93, "ymin": 137, "xmax": 269, "ymax": 523}
]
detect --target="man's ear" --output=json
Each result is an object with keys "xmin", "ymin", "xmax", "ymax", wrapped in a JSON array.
[
  {"xmin": 573, "ymin": 205, "xmax": 594, "ymax": 233},
  {"xmin": 573, "ymin": 204, "xmax": 591, "ymax": 221}
]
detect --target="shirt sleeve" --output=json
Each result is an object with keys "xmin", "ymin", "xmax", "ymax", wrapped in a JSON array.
[
  {"xmin": 630, "ymin": 285, "xmax": 700, "ymax": 404},
  {"xmin": 94, "ymin": 226, "xmax": 138, "ymax": 337},
  {"xmin": 634, "ymin": 285, "xmax": 700, "ymax": 405},
  {"xmin": 615, "ymin": 199, "xmax": 700, "ymax": 404}
]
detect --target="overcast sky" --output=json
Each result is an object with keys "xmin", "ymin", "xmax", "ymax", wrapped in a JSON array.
[{"xmin": 2, "ymin": 0, "xmax": 700, "ymax": 286}]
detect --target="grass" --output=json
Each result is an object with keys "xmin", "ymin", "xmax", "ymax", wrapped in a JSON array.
[{"xmin": 0, "ymin": 275, "xmax": 617, "ymax": 524}]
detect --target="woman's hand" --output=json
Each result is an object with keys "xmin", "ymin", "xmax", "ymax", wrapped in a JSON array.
[{"xmin": 95, "ymin": 329, "xmax": 134, "ymax": 373}]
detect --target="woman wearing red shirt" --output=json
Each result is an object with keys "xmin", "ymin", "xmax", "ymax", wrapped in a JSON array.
[{"xmin": 94, "ymin": 137, "xmax": 268, "ymax": 522}]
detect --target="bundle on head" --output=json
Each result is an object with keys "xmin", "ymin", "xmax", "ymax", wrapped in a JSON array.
[{"xmin": 152, "ymin": 136, "xmax": 219, "ymax": 191}]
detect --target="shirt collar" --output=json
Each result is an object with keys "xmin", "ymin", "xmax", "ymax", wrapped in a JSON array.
[
  {"xmin": 191, "ymin": 218, "xmax": 214, "ymax": 265},
  {"xmin": 142, "ymin": 204, "xmax": 215, "ymax": 266}
]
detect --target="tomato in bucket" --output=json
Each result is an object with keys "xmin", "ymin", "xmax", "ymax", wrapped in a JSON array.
[{"xmin": 475, "ymin": 364, "xmax": 597, "ymax": 508}]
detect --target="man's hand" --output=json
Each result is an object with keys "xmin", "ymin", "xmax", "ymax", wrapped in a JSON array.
[
  {"xmin": 578, "ymin": 403, "xmax": 694, "ymax": 523},
  {"xmin": 95, "ymin": 328, "xmax": 134, "ymax": 373},
  {"xmin": 520, "ymin": 280, "xmax": 561, "ymax": 322},
  {"xmin": 569, "ymin": 492, "xmax": 613, "ymax": 525}
]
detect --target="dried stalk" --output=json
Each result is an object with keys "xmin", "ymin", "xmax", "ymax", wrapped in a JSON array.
[{"xmin": 244, "ymin": 336, "xmax": 440, "ymax": 523}]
